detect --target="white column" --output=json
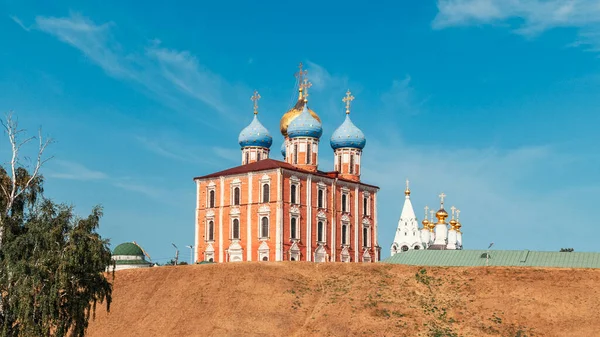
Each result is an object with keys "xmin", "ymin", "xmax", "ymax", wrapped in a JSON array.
[
  {"xmin": 194, "ymin": 180, "xmax": 200, "ymax": 264},
  {"xmin": 306, "ymin": 175, "xmax": 312, "ymax": 261},
  {"xmin": 247, "ymin": 173, "xmax": 253, "ymax": 261},
  {"xmin": 219, "ymin": 176, "xmax": 225, "ymax": 262},
  {"xmin": 373, "ymin": 191, "xmax": 378, "ymax": 262},
  {"xmin": 331, "ymin": 180, "xmax": 336, "ymax": 262},
  {"xmin": 276, "ymin": 169, "xmax": 283, "ymax": 261},
  {"xmin": 446, "ymin": 229, "xmax": 457, "ymax": 250},
  {"xmin": 354, "ymin": 185, "xmax": 359, "ymax": 262}
]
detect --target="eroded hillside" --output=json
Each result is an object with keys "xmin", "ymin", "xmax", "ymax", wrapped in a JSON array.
[{"xmin": 87, "ymin": 263, "xmax": 600, "ymax": 337}]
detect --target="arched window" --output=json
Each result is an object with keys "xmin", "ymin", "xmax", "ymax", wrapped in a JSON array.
[
  {"xmin": 262, "ymin": 256, "xmax": 268, "ymax": 261},
  {"xmin": 349, "ymin": 154, "xmax": 354, "ymax": 174},
  {"xmin": 232, "ymin": 219, "xmax": 240, "ymax": 239},
  {"xmin": 363, "ymin": 196, "xmax": 368, "ymax": 216},
  {"xmin": 257, "ymin": 152, "xmax": 261, "ymax": 161},
  {"xmin": 245, "ymin": 152, "xmax": 249, "ymax": 165},
  {"xmin": 209, "ymin": 190, "xmax": 215, "ymax": 208},
  {"xmin": 318, "ymin": 189, "xmax": 324, "ymax": 208},
  {"xmin": 208, "ymin": 220, "xmax": 214, "ymax": 241},
  {"xmin": 261, "ymin": 217, "xmax": 269, "ymax": 238},
  {"xmin": 291, "ymin": 217, "xmax": 298, "ymax": 239},
  {"xmin": 341, "ymin": 224, "xmax": 348, "ymax": 245},
  {"xmin": 363, "ymin": 227, "xmax": 368, "ymax": 247},
  {"xmin": 262, "ymin": 184, "xmax": 270, "ymax": 203},
  {"xmin": 290, "ymin": 184, "xmax": 297, "ymax": 204},
  {"xmin": 341, "ymin": 194, "xmax": 347, "ymax": 213},
  {"xmin": 401, "ymin": 245, "xmax": 409, "ymax": 252},
  {"xmin": 317, "ymin": 221, "xmax": 324, "ymax": 243},
  {"xmin": 233, "ymin": 187, "xmax": 240, "ymax": 205},
  {"xmin": 414, "ymin": 246, "xmax": 420, "ymax": 250},
  {"xmin": 306, "ymin": 144, "xmax": 311, "ymax": 164},
  {"xmin": 293, "ymin": 144, "xmax": 298, "ymax": 164}
]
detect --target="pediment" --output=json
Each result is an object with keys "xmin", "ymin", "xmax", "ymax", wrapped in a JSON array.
[
  {"xmin": 206, "ymin": 210, "xmax": 215, "ymax": 217},
  {"xmin": 259, "ymin": 205, "xmax": 271, "ymax": 213},
  {"xmin": 341, "ymin": 214, "xmax": 350, "ymax": 222},
  {"xmin": 290, "ymin": 205, "xmax": 300, "ymax": 214},
  {"xmin": 230, "ymin": 207, "xmax": 241, "ymax": 215}
]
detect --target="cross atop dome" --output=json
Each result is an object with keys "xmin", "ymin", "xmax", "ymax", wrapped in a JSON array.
[
  {"xmin": 343, "ymin": 89, "xmax": 355, "ymax": 114},
  {"xmin": 300, "ymin": 78, "xmax": 312, "ymax": 101},
  {"xmin": 404, "ymin": 178, "xmax": 411, "ymax": 196},
  {"xmin": 251, "ymin": 90, "xmax": 261, "ymax": 115},
  {"xmin": 438, "ymin": 192, "xmax": 446, "ymax": 207},
  {"xmin": 450, "ymin": 205, "xmax": 456, "ymax": 219},
  {"xmin": 424, "ymin": 205, "xmax": 429, "ymax": 220}
]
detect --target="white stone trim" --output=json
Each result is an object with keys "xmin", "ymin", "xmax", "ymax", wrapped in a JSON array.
[
  {"xmin": 195, "ymin": 180, "xmax": 200, "ymax": 263},
  {"xmin": 354, "ymin": 185, "xmax": 359, "ymax": 262},
  {"xmin": 276, "ymin": 168, "xmax": 283, "ymax": 261},
  {"xmin": 331, "ymin": 179, "xmax": 336, "ymax": 262},
  {"xmin": 247, "ymin": 172, "xmax": 253, "ymax": 261},
  {"xmin": 374, "ymin": 192, "xmax": 378, "ymax": 262},
  {"xmin": 306, "ymin": 175, "xmax": 312, "ymax": 261},
  {"xmin": 218, "ymin": 176, "xmax": 224, "ymax": 262}
]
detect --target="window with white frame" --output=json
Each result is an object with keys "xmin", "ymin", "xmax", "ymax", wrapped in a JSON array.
[
  {"xmin": 262, "ymin": 183, "xmax": 270, "ymax": 203},
  {"xmin": 290, "ymin": 217, "xmax": 299, "ymax": 240},
  {"xmin": 306, "ymin": 143, "xmax": 311, "ymax": 164},
  {"xmin": 260, "ymin": 217, "xmax": 269, "ymax": 239},
  {"xmin": 317, "ymin": 188, "xmax": 325, "ymax": 209},
  {"xmin": 208, "ymin": 189, "xmax": 215, "ymax": 208},
  {"xmin": 363, "ymin": 193, "xmax": 370, "ymax": 216},
  {"xmin": 257, "ymin": 152, "xmax": 261, "ymax": 161},
  {"xmin": 245, "ymin": 152, "xmax": 249, "ymax": 165},
  {"xmin": 341, "ymin": 223, "xmax": 349, "ymax": 245},
  {"xmin": 233, "ymin": 186, "xmax": 241, "ymax": 206},
  {"xmin": 290, "ymin": 184, "xmax": 298, "ymax": 204},
  {"xmin": 317, "ymin": 221, "xmax": 325, "ymax": 243},
  {"xmin": 207, "ymin": 220, "xmax": 215, "ymax": 242},
  {"xmin": 293, "ymin": 144, "xmax": 298, "ymax": 164},
  {"xmin": 232, "ymin": 218, "xmax": 240, "ymax": 240},
  {"xmin": 363, "ymin": 226, "xmax": 370, "ymax": 248},
  {"xmin": 349, "ymin": 154, "xmax": 354, "ymax": 174},
  {"xmin": 341, "ymin": 193, "xmax": 348, "ymax": 213}
]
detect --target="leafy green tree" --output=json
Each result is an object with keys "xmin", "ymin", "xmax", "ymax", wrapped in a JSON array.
[{"xmin": 0, "ymin": 113, "xmax": 113, "ymax": 337}]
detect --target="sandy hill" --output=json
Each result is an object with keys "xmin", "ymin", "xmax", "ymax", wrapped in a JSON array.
[{"xmin": 87, "ymin": 263, "xmax": 600, "ymax": 337}]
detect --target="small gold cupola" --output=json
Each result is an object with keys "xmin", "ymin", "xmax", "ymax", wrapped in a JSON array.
[{"xmin": 280, "ymin": 62, "xmax": 321, "ymax": 137}]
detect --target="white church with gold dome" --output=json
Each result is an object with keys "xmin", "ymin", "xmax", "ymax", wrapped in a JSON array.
[{"xmin": 390, "ymin": 181, "xmax": 464, "ymax": 256}]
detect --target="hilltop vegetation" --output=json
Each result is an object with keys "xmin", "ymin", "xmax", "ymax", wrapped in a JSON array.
[{"xmin": 87, "ymin": 263, "xmax": 600, "ymax": 337}]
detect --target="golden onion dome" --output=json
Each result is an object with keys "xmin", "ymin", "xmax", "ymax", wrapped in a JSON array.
[
  {"xmin": 427, "ymin": 221, "xmax": 436, "ymax": 231},
  {"xmin": 449, "ymin": 219, "xmax": 458, "ymax": 229},
  {"xmin": 421, "ymin": 218, "xmax": 429, "ymax": 228},
  {"xmin": 455, "ymin": 221, "xmax": 462, "ymax": 231},
  {"xmin": 280, "ymin": 89, "xmax": 321, "ymax": 137},
  {"xmin": 436, "ymin": 208, "xmax": 448, "ymax": 223}
]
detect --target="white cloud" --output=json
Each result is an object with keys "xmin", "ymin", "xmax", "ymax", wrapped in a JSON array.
[
  {"xmin": 433, "ymin": 0, "xmax": 600, "ymax": 52},
  {"xmin": 10, "ymin": 15, "xmax": 31, "ymax": 31},
  {"xmin": 305, "ymin": 60, "xmax": 348, "ymax": 92},
  {"xmin": 133, "ymin": 134, "xmax": 231, "ymax": 167},
  {"xmin": 33, "ymin": 13, "xmax": 247, "ymax": 123},
  {"xmin": 381, "ymin": 75, "xmax": 428, "ymax": 116},
  {"xmin": 47, "ymin": 160, "xmax": 108, "ymax": 181}
]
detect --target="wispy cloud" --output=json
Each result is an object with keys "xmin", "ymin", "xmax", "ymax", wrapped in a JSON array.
[
  {"xmin": 32, "ymin": 13, "xmax": 247, "ymax": 124},
  {"xmin": 133, "ymin": 134, "xmax": 233, "ymax": 167},
  {"xmin": 432, "ymin": 0, "xmax": 600, "ymax": 52},
  {"xmin": 305, "ymin": 60, "xmax": 348, "ymax": 91},
  {"xmin": 381, "ymin": 75, "xmax": 428, "ymax": 116},
  {"xmin": 10, "ymin": 15, "xmax": 31, "ymax": 31},
  {"xmin": 47, "ymin": 160, "xmax": 108, "ymax": 181}
]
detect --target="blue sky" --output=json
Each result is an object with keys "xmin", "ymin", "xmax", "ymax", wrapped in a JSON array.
[{"xmin": 1, "ymin": 0, "xmax": 599, "ymax": 262}]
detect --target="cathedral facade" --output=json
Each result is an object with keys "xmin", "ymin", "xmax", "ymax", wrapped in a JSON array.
[
  {"xmin": 193, "ymin": 64, "xmax": 380, "ymax": 263},
  {"xmin": 390, "ymin": 183, "xmax": 464, "ymax": 255}
]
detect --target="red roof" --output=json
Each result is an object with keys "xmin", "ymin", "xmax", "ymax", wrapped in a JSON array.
[{"xmin": 193, "ymin": 159, "xmax": 379, "ymax": 189}]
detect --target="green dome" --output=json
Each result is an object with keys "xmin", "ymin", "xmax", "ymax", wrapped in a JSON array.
[{"xmin": 113, "ymin": 242, "xmax": 144, "ymax": 256}]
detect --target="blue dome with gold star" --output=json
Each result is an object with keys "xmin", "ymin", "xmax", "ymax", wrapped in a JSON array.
[
  {"xmin": 238, "ymin": 115, "xmax": 273, "ymax": 148},
  {"xmin": 330, "ymin": 114, "xmax": 366, "ymax": 150},
  {"xmin": 287, "ymin": 105, "xmax": 323, "ymax": 139}
]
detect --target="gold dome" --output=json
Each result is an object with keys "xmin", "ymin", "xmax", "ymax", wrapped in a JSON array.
[
  {"xmin": 455, "ymin": 221, "xmax": 462, "ymax": 231},
  {"xmin": 449, "ymin": 219, "xmax": 458, "ymax": 230},
  {"xmin": 421, "ymin": 218, "xmax": 430, "ymax": 227},
  {"xmin": 427, "ymin": 221, "xmax": 436, "ymax": 231},
  {"xmin": 436, "ymin": 208, "xmax": 448, "ymax": 223},
  {"xmin": 280, "ymin": 90, "xmax": 321, "ymax": 137}
]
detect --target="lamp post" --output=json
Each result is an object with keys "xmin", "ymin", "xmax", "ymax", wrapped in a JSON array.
[
  {"xmin": 171, "ymin": 243, "xmax": 179, "ymax": 266},
  {"xmin": 186, "ymin": 245, "xmax": 194, "ymax": 264}
]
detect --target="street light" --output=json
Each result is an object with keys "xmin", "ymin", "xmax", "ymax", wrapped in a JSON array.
[
  {"xmin": 171, "ymin": 243, "xmax": 179, "ymax": 266},
  {"xmin": 186, "ymin": 245, "xmax": 194, "ymax": 264}
]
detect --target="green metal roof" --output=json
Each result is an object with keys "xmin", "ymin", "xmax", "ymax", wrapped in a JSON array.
[
  {"xmin": 113, "ymin": 242, "xmax": 144, "ymax": 256},
  {"xmin": 115, "ymin": 259, "xmax": 152, "ymax": 265},
  {"xmin": 382, "ymin": 249, "xmax": 600, "ymax": 268}
]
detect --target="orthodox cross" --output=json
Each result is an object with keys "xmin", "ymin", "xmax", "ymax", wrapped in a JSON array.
[
  {"xmin": 251, "ymin": 90, "xmax": 261, "ymax": 115},
  {"xmin": 424, "ymin": 205, "xmax": 429, "ymax": 220},
  {"xmin": 301, "ymin": 78, "xmax": 312, "ymax": 100},
  {"xmin": 456, "ymin": 209, "xmax": 461, "ymax": 221},
  {"xmin": 295, "ymin": 62, "xmax": 308, "ymax": 86},
  {"xmin": 438, "ymin": 192, "xmax": 446, "ymax": 207},
  {"xmin": 450, "ymin": 206, "xmax": 456, "ymax": 219},
  {"xmin": 405, "ymin": 179, "xmax": 410, "ymax": 190},
  {"xmin": 343, "ymin": 89, "xmax": 355, "ymax": 114},
  {"xmin": 429, "ymin": 210, "xmax": 435, "ymax": 222}
]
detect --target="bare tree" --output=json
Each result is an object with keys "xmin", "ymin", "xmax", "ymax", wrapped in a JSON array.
[{"xmin": 0, "ymin": 112, "xmax": 53, "ymax": 243}]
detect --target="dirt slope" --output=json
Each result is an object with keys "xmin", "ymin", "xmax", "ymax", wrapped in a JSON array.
[{"xmin": 87, "ymin": 263, "xmax": 600, "ymax": 337}]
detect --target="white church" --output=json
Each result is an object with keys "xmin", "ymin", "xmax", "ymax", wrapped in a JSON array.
[{"xmin": 390, "ymin": 181, "xmax": 463, "ymax": 256}]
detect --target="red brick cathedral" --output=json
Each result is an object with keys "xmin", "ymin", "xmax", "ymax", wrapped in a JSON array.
[{"xmin": 194, "ymin": 63, "xmax": 380, "ymax": 263}]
